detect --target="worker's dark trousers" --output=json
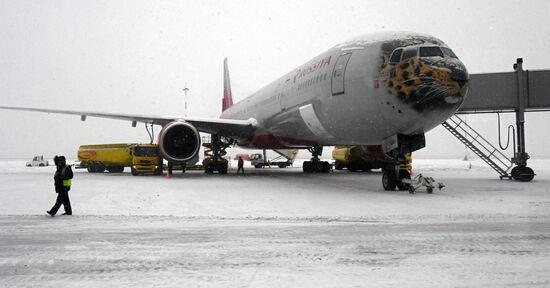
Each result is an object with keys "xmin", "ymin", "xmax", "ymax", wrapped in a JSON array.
[{"xmin": 50, "ymin": 190, "xmax": 72, "ymax": 215}]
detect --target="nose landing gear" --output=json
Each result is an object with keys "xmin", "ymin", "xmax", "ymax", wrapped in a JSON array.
[
  {"xmin": 382, "ymin": 161, "xmax": 412, "ymax": 191},
  {"xmin": 381, "ymin": 133, "xmax": 426, "ymax": 192}
]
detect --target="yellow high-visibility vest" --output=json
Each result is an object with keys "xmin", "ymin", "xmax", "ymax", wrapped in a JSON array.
[{"xmin": 62, "ymin": 166, "xmax": 72, "ymax": 187}]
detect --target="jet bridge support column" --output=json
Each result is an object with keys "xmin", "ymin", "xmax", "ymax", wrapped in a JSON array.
[{"xmin": 511, "ymin": 58, "xmax": 535, "ymax": 181}]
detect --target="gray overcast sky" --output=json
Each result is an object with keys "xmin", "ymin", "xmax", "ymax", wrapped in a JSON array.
[{"xmin": 1, "ymin": 0, "xmax": 549, "ymax": 159}]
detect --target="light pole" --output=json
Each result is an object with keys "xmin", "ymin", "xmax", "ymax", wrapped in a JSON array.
[{"xmin": 183, "ymin": 86, "xmax": 190, "ymax": 117}]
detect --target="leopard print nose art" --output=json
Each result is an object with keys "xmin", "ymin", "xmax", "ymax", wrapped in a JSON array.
[{"xmin": 383, "ymin": 57, "xmax": 468, "ymax": 112}]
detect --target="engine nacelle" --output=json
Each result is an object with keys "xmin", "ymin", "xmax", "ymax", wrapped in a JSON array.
[{"xmin": 158, "ymin": 120, "xmax": 201, "ymax": 162}]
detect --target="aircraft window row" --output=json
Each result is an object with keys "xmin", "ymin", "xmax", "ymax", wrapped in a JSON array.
[
  {"xmin": 298, "ymin": 73, "xmax": 328, "ymax": 90},
  {"xmin": 419, "ymin": 46, "xmax": 444, "ymax": 58}
]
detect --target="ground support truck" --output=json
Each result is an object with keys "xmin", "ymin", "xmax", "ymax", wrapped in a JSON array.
[
  {"xmin": 249, "ymin": 149, "xmax": 297, "ymax": 168},
  {"xmin": 332, "ymin": 146, "xmax": 411, "ymax": 172},
  {"xmin": 77, "ymin": 143, "xmax": 162, "ymax": 175}
]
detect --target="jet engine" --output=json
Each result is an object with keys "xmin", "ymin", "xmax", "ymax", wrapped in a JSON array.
[{"xmin": 158, "ymin": 120, "xmax": 201, "ymax": 162}]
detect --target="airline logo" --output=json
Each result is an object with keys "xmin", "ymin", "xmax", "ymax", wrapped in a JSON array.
[{"xmin": 293, "ymin": 56, "xmax": 332, "ymax": 83}]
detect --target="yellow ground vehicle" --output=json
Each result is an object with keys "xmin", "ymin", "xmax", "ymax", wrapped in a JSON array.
[
  {"xmin": 77, "ymin": 143, "xmax": 162, "ymax": 175},
  {"xmin": 332, "ymin": 146, "xmax": 386, "ymax": 171},
  {"xmin": 332, "ymin": 146, "xmax": 412, "ymax": 172}
]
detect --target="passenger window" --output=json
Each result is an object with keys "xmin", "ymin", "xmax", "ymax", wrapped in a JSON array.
[
  {"xmin": 419, "ymin": 47, "xmax": 444, "ymax": 58},
  {"xmin": 389, "ymin": 48, "xmax": 403, "ymax": 63}
]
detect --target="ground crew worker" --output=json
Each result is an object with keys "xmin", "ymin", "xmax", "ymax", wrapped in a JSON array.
[
  {"xmin": 47, "ymin": 155, "xmax": 73, "ymax": 216},
  {"xmin": 237, "ymin": 156, "xmax": 244, "ymax": 174}
]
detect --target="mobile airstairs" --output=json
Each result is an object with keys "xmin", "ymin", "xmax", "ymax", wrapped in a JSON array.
[
  {"xmin": 441, "ymin": 115, "xmax": 514, "ymax": 179},
  {"xmin": 406, "ymin": 113, "xmax": 522, "ymax": 194}
]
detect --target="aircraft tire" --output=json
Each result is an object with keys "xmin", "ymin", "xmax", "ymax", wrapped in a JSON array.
[
  {"xmin": 382, "ymin": 171, "xmax": 397, "ymax": 191},
  {"xmin": 303, "ymin": 161, "xmax": 312, "ymax": 173},
  {"xmin": 321, "ymin": 161, "xmax": 330, "ymax": 173},
  {"xmin": 348, "ymin": 162, "xmax": 358, "ymax": 172}
]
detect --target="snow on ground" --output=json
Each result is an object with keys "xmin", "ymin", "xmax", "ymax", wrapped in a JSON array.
[
  {"xmin": 0, "ymin": 159, "xmax": 549, "ymax": 287},
  {"xmin": 1, "ymin": 158, "xmax": 549, "ymax": 220}
]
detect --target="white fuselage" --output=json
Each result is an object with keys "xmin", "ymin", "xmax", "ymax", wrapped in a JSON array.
[{"xmin": 221, "ymin": 32, "xmax": 469, "ymax": 149}]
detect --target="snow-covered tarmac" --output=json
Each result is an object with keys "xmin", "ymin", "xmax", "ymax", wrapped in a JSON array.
[{"xmin": 1, "ymin": 159, "xmax": 549, "ymax": 287}]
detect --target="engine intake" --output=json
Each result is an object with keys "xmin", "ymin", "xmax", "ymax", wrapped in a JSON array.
[{"xmin": 158, "ymin": 121, "xmax": 201, "ymax": 162}]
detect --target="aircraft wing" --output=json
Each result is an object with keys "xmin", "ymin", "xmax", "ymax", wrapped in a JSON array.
[{"xmin": 0, "ymin": 106, "xmax": 256, "ymax": 139}]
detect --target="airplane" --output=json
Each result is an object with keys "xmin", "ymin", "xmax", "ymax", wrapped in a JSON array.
[{"xmin": 0, "ymin": 31, "xmax": 469, "ymax": 191}]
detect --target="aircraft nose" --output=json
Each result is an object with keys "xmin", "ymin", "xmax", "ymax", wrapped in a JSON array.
[
  {"xmin": 451, "ymin": 66, "xmax": 468, "ymax": 82},
  {"xmin": 384, "ymin": 57, "xmax": 469, "ymax": 113},
  {"xmin": 449, "ymin": 61, "xmax": 469, "ymax": 89},
  {"xmin": 450, "ymin": 61, "xmax": 469, "ymax": 102}
]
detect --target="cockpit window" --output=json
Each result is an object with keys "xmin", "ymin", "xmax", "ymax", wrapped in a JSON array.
[
  {"xmin": 441, "ymin": 47, "xmax": 458, "ymax": 59},
  {"xmin": 419, "ymin": 47, "xmax": 444, "ymax": 58},
  {"xmin": 401, "ymin": 47, "xmax": 417, "ymax": 60},
  {"xmin": 389, "ymin": 48, "xmax": 403, "ymax": 63}
]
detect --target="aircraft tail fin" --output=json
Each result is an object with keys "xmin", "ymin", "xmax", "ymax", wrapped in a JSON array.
[{"xmin": 222, "ymin": 58, "xmax": 234, "ymax": 112}]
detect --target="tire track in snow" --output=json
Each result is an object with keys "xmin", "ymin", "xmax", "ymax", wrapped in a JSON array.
[{"xmin": 1, "ymin": 215, "xmax": 549, "ymax": 287}]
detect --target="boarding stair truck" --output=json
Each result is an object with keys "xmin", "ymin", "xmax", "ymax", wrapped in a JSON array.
[
  {"xmin": 332, "ymin": 146, "xmax": 410, "ymax": 172},
  {"xmin": 77, "ymin": 143, "xmax": 162, "ymax": 175},
  {"xmin": 250, "ymin": 149, "xmax": 297, "ymax": 168}
]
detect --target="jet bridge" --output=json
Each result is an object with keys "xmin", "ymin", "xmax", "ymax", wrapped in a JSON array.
[{"xmin": 442, "ymin": 59, "xmax": 550, "ymax": 181}]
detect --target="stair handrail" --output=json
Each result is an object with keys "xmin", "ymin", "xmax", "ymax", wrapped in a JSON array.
[{"xmin": 445, "ymin": 115, "xmax": 513, "ymax": 172}]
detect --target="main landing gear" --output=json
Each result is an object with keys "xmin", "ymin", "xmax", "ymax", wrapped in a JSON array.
[
  {"xmin": 303, "ymin": 146, "xmax": 331, "ymax": 173},
  {"xmin": 202, "ymin": 134, "xmax": 232, "ymax": 174}
]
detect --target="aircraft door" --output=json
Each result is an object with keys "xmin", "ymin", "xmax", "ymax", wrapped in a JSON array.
[
  {"xmin": 279, "ymin": 79, "xmax": 291, "ymax": 111},
  {"xmin": 331, "ymin": 53, "xmax": 352, "ymax": 96}
]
